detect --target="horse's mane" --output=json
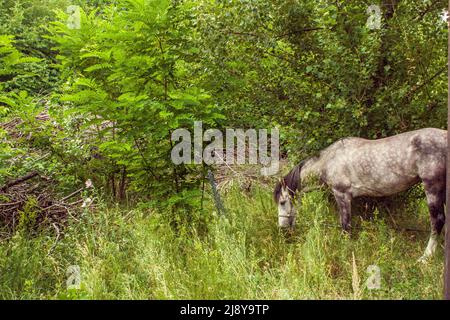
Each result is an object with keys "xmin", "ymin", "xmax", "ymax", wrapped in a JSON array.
[{"xmin": 273, "ymin": 160, "xmax": 306, "ymax": 202}]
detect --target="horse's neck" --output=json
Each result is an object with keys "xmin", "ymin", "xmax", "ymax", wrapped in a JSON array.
[{"xmin": 301, "ymin": 156, "xmax": 323, "ymax": 183}]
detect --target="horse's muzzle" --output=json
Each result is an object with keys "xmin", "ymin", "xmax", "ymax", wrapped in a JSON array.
[{"xmin": 278, "ymin": 215, "xmax": 295, "ymax": 229}]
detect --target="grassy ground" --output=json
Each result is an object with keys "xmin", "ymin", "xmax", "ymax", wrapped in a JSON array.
[{"xmin": 0, "ymin": 183, "xmax": 444, "ymax": 299}]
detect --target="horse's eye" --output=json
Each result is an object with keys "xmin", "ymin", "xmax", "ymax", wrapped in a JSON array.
[{"xmin": 280, "ymin": 200, "xmax": 286, "ymax": 206}]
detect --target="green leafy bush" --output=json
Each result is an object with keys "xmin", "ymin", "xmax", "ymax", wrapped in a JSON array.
[
  {"xmin": 0, "ymin": 35, "xmax": 40, "ymax": 180},
  {"xmin": 47, "ymin": 0, "xmax": 224, "ymax": 210}
]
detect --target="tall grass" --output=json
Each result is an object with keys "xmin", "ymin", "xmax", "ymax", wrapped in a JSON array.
[{"xmin": 0, "ymin": 184, "xmax": 444, "ymax": 299}]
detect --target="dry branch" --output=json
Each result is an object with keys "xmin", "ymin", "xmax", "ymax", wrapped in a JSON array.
[
  {"xmin": 0, "ymin": 171, "xmax": 39, "ymax": 192},
  {"xmin": 0, "ymin": 172, "xmax": 88, "ymax": 238}
]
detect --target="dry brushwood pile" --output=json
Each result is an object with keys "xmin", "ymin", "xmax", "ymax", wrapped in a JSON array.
[
  {"xmin": 0, "ymin": 171, "xmax": 86, "ymax": 236},
  {"xmin": 214, "ymin": 159, "xmax": 289, "ymax": 194}
]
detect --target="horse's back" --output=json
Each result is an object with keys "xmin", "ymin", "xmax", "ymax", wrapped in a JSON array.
[
  {"xmin": 340, "ymin": 128, "xmax": 446, "ymax": 153},
  {"xmin": 322, "ymin": 128, "xmax": 447, "ymax": 197}
]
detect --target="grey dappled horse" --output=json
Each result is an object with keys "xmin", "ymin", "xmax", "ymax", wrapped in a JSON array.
[{"xmin": 274, "ymin": 128, "xmax": 447, "ymax": 262}]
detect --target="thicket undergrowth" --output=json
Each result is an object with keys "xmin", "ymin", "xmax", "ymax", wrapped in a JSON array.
[{"xmin": 0, "ymin": 184, "xmax": 443, "ymax": 300}]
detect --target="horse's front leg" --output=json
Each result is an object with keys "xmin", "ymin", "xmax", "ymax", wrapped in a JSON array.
[{"xmin": 332, "ymin": 188, "xmax": 352, "ymax": 232}]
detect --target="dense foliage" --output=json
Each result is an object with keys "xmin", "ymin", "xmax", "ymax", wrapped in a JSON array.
[
  {"xmin": 2, "ymin": 0, "xmax": 448, "ymax": 202},
  {"xmin": 195, "ymin": 0, "xmax": 448, "ymax": 154},
  {"xmin": 47, "ymin": 0, "xmax": 224, "ymax": 211}
]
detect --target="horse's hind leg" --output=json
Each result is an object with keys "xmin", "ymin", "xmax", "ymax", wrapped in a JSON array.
[
  {"xmin": 419, "ymin": 177, "xmax": 446, "ymax": 263},
  {"xmin": 332, "ymin": 188, "xmax": 352, "ymax": 232}
]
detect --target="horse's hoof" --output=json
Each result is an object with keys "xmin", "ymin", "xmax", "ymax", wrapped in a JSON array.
[{"xmin": 417, "ymin": 256, "xmax": 430, "ymax": 264}]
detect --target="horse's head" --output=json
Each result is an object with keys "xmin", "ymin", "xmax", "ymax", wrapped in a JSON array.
[
  {"xmin": 274, "ymin": 164, "xmax": 302, "ymax": 229},
  {"xmin": 275, "ymin": 182, "xmax": 296, "ymax": 228}
]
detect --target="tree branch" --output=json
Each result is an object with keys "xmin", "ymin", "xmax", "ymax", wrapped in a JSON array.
[{"xmin": 1, "ymin": 171, "xmax": 39, "ymax": 192}]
